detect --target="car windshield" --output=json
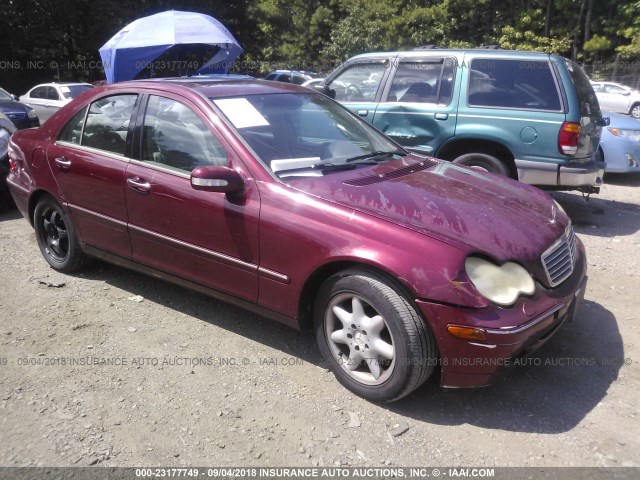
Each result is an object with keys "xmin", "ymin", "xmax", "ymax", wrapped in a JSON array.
[
  {"xmin": 0, "ymin": 88, "xmax": 13, "ymax": 101},
  {"xmin": 211, "ymin": 92, "xmax": 404, "ymax": 177},
  {"xmin": 59, "ymin": 84, "xmax": 93, "ymax": 99}
]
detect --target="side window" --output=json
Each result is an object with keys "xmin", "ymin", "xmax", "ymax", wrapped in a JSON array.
[
  {"xmin": 291, "ymin": 75, "xmax": 306, "ymax": 85},
  {"xmin": 141, "ymin": 95, "xmax": 228, "ymax": 173},
  {"xmin": 58, "ymin": 107, "xmax": 88, "ymax": 144},
  {"xmin": 279, "ymin": 74, "xmax": 291, "ymax": 83},
  {"xmin": 46, "ymin": 87, "xmax": 60, "ymax": 101},
  {"xmin": 591, "ymin": 83, "xmax": 602, "ymax": 92},
  {"xmin": 387, "ymin": 58, "xmax": 456, "ymax": 105},
  {"xmin": 81, "ymin": 94, "xmax": 137, "ymax": 155},
  {"xmin": 604, "ymin": 84, "xmax": 627, "ymax": 94},
  {"xmin": 329, "ymin": 63, "xmax": 387, "ymax": 102},
  {"xmin": 30, "ymin": 86, "xmax": 47, "ymax": 99},
  {"xmin": 468, "ymin": 59, "xmax": 562, "ymax": 111}
]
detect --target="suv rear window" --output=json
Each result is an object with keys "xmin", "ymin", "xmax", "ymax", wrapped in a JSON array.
[
  {"xmin": 468, "ymin": 59, "xmax": 561, "ymax": 111},
  {"xmin": 565, "ymin": 60, "xmax": 601, "ymax": 117}
]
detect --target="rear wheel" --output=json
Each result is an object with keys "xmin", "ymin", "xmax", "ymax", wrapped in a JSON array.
[
  {"xmin": 452, "ymin": 153, "xmax": 510, "ymax": 177},
  {"xmin": 315, "ymin": 269, "xmax": 437, "ymax": 402},
  {"xmin": 631, "ymin": 104, "xmax": 640, "ymax": 119},
  {"xmin": 33, "ymin": 195, "xmax": 89, "ymax": 272}
]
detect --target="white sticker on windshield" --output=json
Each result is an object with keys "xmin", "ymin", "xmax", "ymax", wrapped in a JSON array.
[
  {"xmin": 213, "ymin": 98, "xmax": 270, "ymax": 129},
  {"xmin": 59, "ymin": 86, "xmax": 70, "ymax": 93}
]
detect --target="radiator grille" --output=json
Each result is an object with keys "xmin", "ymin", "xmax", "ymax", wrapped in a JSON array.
[{"xmin": 541, "ymin": 225, "xmax": 577, "ymax": 287}]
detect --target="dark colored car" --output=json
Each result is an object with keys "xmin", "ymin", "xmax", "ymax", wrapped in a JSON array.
[
  {"xmin": 0, "ymin": 111, "xmax": 17, "ymax": 210},
  {"xmin": 6, "ymin": 79, "xmax": 587, "ymax": 402},
  {"xmin": 265, "ymin": 70, "xmax": 322, "ymax": 85},
  {"xmin": 0, "ymin": 87, "xmax": 40, "ymax": 129}
]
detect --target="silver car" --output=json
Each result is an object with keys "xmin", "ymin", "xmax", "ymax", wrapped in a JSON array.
[
  {"xmin": 19, "ymin": 82, "xmax": 93, "ymax": 122},
  {"xmin": 591, "ymin": 81, "xmax": 640, "ymax": 119}
]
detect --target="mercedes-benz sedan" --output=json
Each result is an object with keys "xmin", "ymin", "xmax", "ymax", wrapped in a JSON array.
[{"xmin": 6, "ymin": 79, "xmax": 587, "ymax": 402}]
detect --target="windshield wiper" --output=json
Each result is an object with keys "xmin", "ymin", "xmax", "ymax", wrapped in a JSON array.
[
  {"xmin": 345, "ymin": 150, "xmax": 407, "ymax": 163},
  {"xmin": 275, "ymin": 162, "xmax": 358, "ymax": 176}
]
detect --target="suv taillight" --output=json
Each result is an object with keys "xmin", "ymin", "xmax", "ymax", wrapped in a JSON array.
[{"xmin": 558, "ymin": 122, "xmax": 581, "ymax": 156}]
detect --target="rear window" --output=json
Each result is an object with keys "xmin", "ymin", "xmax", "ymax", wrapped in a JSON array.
[
  {"xmin": 565, "ymin": 61, "xmax": 601, "ymax": 117},
  {"xmin": 468, "ymin": 59, "xmax": 562, "ymax": 111}
]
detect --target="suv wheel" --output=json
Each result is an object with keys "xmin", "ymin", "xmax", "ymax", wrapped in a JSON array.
[{"xmin": 453, "ymin": 153, "xmax": 510, "ymax": 177}]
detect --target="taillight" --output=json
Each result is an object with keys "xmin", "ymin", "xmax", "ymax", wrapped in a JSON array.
[
  {"xmin": 7, "ymin": 143, "xmax": 18, "ymax": 173},
  {"xmin": 558, "ymin": 122, "xmax": 581, "ymax": 156}
]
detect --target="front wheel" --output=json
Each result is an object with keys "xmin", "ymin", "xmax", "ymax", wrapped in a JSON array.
[
  {"xmin": 315, "ymin": 270, "xmax": 438, "ymax": 402},
  {"xmin": 452, "ymin": 153, "xmax": 510, "ymax": 177},
  {"xmin": 630, "ymin": 104, "xmax": 640, "ymax": 119},
  {"xmin": 33, "ymin": 195, "xmax": 89, "ymax": 272}
]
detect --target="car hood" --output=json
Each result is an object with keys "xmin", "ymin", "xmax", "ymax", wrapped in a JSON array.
[
  {"xmin": 286, "ymin": 156, "xmax": 567, "ymax": 273},
  {"xmin": 602, "ymin": 111, "xmax": 640, "ymax": 129}
]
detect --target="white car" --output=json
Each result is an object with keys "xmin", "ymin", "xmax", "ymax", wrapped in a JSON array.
[
  {"xmin": 19, "ymin": 82, "xmax": 93, "ymax": 122},
  {"xmin": 591, "ymin": 81, "xmax": 640, "ymax": 119}
]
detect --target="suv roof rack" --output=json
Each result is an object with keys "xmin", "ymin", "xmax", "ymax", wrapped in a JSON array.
[
  {"xmin": 413, "ymin": 45, "xmax": 442, "ymax": 50},
  {"xmin": 480, "ymin": 45, "xmax": 503, "ymax": 50}
]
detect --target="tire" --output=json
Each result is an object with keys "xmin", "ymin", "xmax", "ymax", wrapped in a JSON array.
[
  {"xmin": 33, "ymin": 195, "xmax": 89, "ymax": 272},
  {"xmin": 630, "ymin": 104, "xmax": 640, "ymax": 119},
  {"xmin": 452, "ymin": 153, "xmax": 510, "ymax": 177},
  {"xmin": 314, "ymin": 269, "xmax": 438, "ymax": 402}
]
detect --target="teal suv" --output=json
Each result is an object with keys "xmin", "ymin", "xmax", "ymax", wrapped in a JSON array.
[{"xmin": 321, "ymin": 49, "xmax": 606, "ymax": 193}]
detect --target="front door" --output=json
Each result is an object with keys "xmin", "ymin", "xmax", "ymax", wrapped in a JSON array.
[
  {"xmin": 327, "ymin": 60, "xmax": 391, "ymax": 123},
  {"xmin": 125, "ymin": 93, "xmax": 260, "ymax": 301}
]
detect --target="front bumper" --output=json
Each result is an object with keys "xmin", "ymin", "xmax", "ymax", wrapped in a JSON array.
[{"xmin": 416, "ymin": 250, "xmax": 587, "ymax": 388}]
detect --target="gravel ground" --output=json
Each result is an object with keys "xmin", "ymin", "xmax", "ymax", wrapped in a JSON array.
[{"xmin": 0, "ymin": 174, "xmax": 639, "ymax": 469}]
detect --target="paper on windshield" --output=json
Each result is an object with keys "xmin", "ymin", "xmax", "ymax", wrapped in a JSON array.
[
  {"xmin": 59, "ymin": 86, "xmax": 70, "ymax": 93},
  {"xmin": 213, "ymin": 98, "xmax": 270, "ymax": 129}
]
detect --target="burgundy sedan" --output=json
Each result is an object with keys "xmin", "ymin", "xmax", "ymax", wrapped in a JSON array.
[{"xmin": 6, "ymin": 79, "xmax": 587, "ymax": 402}]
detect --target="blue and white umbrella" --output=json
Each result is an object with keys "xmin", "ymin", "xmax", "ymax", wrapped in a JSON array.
[{"xmin": 99, "ymin": 10, "xmax": 243, "ymax": 84}]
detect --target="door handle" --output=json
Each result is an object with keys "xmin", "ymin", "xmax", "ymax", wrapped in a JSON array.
[
  {"xmin": 127, "ymin": 177, "xmax": 151, "ymax": 193},
  {"xmin": 54, "ymin": 157, "xmax": 71, "ymax": 170},
  {"xmin": 357, "ymin": 109, "xmax": 369, "ymax": 117},
  {"xmin": 435, "ymin": 113, "xmax": 449, "ymax": 120}
]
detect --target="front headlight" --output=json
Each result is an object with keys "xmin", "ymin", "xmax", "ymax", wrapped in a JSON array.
[
  {"xmin": 465, "ymin": 257, "xmax": 535, "ymax": 307},
  {"xmin": 608, "ymin": 128, "xmax": 640, "ymax": 142},
  {"xmin": 27, "ymin": 109, "xmax": 38, "ymax": 119}
]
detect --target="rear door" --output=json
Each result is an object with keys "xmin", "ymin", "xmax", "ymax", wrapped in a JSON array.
[
  {"xmin": 325, "ymin": 58, "xmax": 392, "ymax": 123},
  {"xmin": 371, "ymin": 56, "xmax": 459, "ymax": 155},
  {"xmin": 47, "ymin": 93, "xmax": 139, "ymax": 257},
  {"xmin": 22, "ymin": 86, "xmax": 49, "ymax": 120},
  {"xmin": 602, "ymin": 83, "xmax": 631, "ymax": 113},
  {"xmin": 125, "ymin": 92, "xmax": 260, "ymax": 301}
]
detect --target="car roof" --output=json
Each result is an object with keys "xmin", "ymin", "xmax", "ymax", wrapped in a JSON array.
[
  {"xmin": 31, "ymin": 82, "xmax": 92, "ymax": 88},
  {"xmin": 348, "ymin": 49, "xmax": 556, "ymax": 61},
  {"xmin": 102, "ymin": 78, "xmax": 310, "ymax": 98}
]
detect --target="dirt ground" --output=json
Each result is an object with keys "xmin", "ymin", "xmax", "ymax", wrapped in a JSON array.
[{"xmin": 0, "ymin": 174, "xmax": 639, "ymax": 469}]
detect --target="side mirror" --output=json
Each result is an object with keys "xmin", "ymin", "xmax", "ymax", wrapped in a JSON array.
[
  {"xmin": 191, "ymin": 165, "xmax": 244, "ymax": 193},
  {"xmin": 12, "ymin": 94, "xmax": 19, "ymax": 101},
  {"xmin": 313, "ymin": 83, "xmax": 336, "ymax": 99}
]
